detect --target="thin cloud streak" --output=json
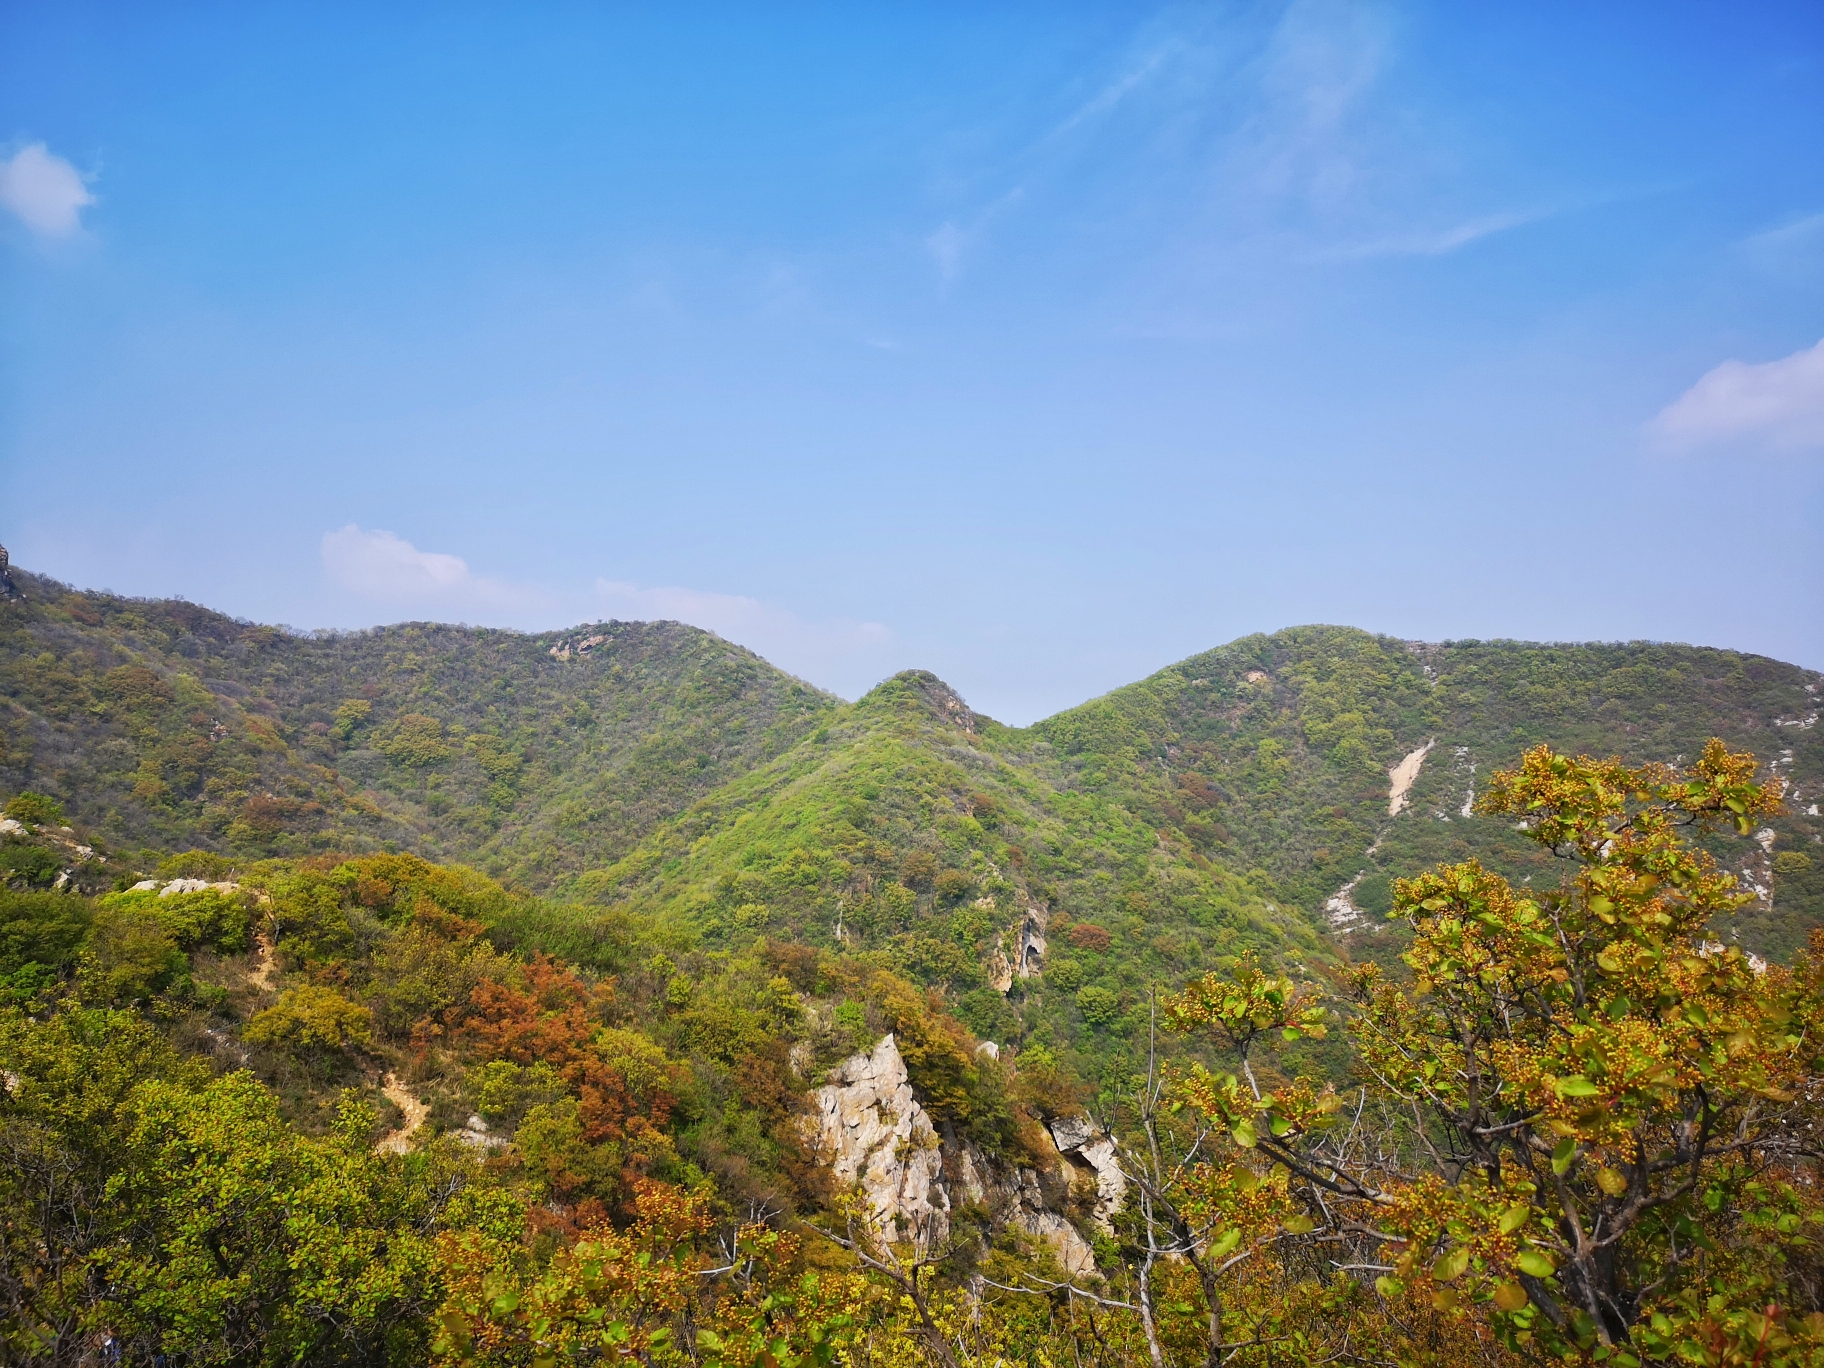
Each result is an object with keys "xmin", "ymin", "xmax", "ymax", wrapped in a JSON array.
[{"xmin": 1318, "ymin": 211, "xmax": 1541, "ymax": 260}]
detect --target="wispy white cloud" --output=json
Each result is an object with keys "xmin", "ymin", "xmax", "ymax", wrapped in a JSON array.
[
  {"xmin": 921, "ymin": 34, "xmax": 1180, "ymax": 284},
  {"xmin": 1046, "ymin": 42, "xmax": 1179, "ymax": 143},
  {"xmin": 1321, "ymin": 211, "xmax": 1536, "ymax": 260},
  {"xmin": 926, "ymin": 221, "xmax": 967, "ymax": 282},
  {"xmin": 1740, "ymin": 210, "xmax": 1824, "ymax": 255},
  {"xmin": 1738, "ymin": 210, "xmax": 1824, "ymax": 282},
  {"xmin": 1237, "ymin": 0, "xmax": 1390, "ymax": 213},
  {"xmin": 594, "ymin": 578, "xmax": 891, "ymax": 689},
  {"xmin": 1651, "ymin": 338, "xmax": 1824, "ymax": 452},
  {"xmin": 321, "ymin": 524, "xmax": 537, "ymax": 613},
  {"xmin": 0, "ymin": 142, "xmax": 95, "ymax": 238}
]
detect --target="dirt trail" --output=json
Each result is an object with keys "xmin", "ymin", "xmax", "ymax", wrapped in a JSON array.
[
  {"xmin": 1387, "ymin": 739, "xmax": 1436, "ymax": 817},
  {"xmin": 377, "ymin": 1073, "xmax": 429, "ymax": 1154},
  {"xmin": 248, "ymin": 931, "xmax": 279, "ymax": 992}
]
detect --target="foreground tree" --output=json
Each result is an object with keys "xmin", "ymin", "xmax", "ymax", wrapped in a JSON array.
[{"xmin": 1161, "ymin": 739, "xmax": 1824, "ymax": 1365}]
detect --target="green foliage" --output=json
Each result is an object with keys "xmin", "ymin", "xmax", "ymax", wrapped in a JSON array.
[
  {"xmin": 1, "ymin": 571, "xmax": 833, "ymax": 881},
  {"xmin": 3, "ymin": 790, "xmax": 65, "ymax": 825},
  {"xmin": 99, "ymin": 887, "xmax": 252, "ymax": 952},
  {"xmin": 245, "ymin": 985, "xmax": 375, "ymax": 1053},
  {"xmin": 1075, "ymin": 984, "xmax": 1119, "ymax": 1026},
  {"xmin": 157, "ymin": 848, "xmax": 234, "ymax": 880},
  {"xmin": 0, "ymin": 889, "xmax": 91, "ymax": 977},
  {"xmin": 0, "ymin": 838, "xmax": 65, "ymax": 888},
  {"xmin": 82, "ymin": 902, "xmax": 187, "ymax": 1003}
]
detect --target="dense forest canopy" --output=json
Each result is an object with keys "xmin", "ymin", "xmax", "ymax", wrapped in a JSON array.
[{"xmin": 3, "ymin": 565, "xmax": 1824, "ymax": 1366}]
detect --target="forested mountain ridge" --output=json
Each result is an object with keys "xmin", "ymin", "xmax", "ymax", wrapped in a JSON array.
[
  {"xmin": 0, "ymin": 567, "xmax": 835, "ymax": 886},
  {"xmin": 4, "ymin": 568, "xmax": 1820, "ymax": 976},
  {"xmin": 567, "ymin": 667, "xmax": 1328, "ymax": 1100},
  {"xmin": 560, "ymin": 630, "xmax": 1823, "ymax": 1101},
  {"xmin": 1032, "ymin": 625, "xmax": 1824, "ymax": 960}
]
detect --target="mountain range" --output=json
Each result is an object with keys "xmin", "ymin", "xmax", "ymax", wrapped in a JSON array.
[{"xmin": 5, "ymin": 561, "xmax": 1821, "ymax": 1074}]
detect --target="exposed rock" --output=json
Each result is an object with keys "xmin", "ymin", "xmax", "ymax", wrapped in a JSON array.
[
  {"xmin": 455, "ymin": 1112, "xmax": 507, "ymax": 1149},
  {"xmin": 1387, "ymin": 739, "xmax": 1435, "ymax": 817},
  {"xmin": 159, "ymin": 878, "xmax": 240, "ymax": 896},
  {"xmin": 1016, "ymin": 905, "xmax": 1048, "ymax": 979},
  {"xmin": 806, "ymin": 1034, "xmax": 1099, "ymax": 1275},
  {"xmin": 1050, "ymin": 1114, "xmax": 1128, "ymax": 1234},
  {"xmin": 1323, "ymin": 873, "xmax": 1367, "ymax": 933},
  {"xmin": 0, "ymin": 818, "xmax": 23, "ymax": 837},
  {"xmin": 807, "ymin": 1035, "xmax": 949, "ymax": 1243},
  {"xmin": 976, "ymin": 1041, "xmax": 999, "ymax": 1061},
  {"xmin": 986, "ymin": 944, "xmax": 1013, "ymax": 993}
]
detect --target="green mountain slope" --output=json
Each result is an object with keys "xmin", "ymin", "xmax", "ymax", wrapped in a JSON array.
[
  {"xmin": 0, "ymin": 568, "xmax": 833, "ymax": 886},
  {"xmin": 570, "ymin": 669, "xmax": 1322, "ymax": 1077},
  {"xmin": 6, "ymin": 567, "xmax": 1818, "ymax": 979},
  {"xmin": 560, "ymin": 632, "xmax": 1822, "ymax": 1090},
  {"xmin": 1033, "ymin": 625, "xmax": 1824, "ymax": 960}
]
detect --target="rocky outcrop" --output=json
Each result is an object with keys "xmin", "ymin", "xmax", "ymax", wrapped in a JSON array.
[
  {"xmin": 1050, "ymin": 1114, "xmax": 1127, "ymax": 1235},
  {"xmin": 986, "ymin": 945, "xmax": 1014, "ymax": 993},
  {"xmin": 807, "ymin": 1034, "xmax": 949, "ymax": 1243},
  {"xmin": 806, "ymin": 1034, "xmax": 1105, "ymax": 1276},
  {"xmin": 130, "ymin": 877, "xmax": 240, "ymax": 896},
  {"xmin": 1016, "ymin": 906, "xmax": 1048, "ymax": 979}
]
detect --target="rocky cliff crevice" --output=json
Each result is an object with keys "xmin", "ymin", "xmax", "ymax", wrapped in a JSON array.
[{"xmin": 804, "ymin": 1034, "xmax": 1117, "ymax": 1276}]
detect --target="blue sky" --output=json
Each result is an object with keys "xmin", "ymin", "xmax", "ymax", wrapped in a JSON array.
[{"xmin": 3, "ymin": 1, "xmax": 1822, "ymax": 723}]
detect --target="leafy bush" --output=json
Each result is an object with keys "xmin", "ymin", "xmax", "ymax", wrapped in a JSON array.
[
  {"xmin": 82, "ymin": 905, "xmax": 185, "ymax": 1003},
  {"xmin": 0, "ymin": 840, "xmax": 64, "ymax": 888},
  {"xmin": 0, "ymin": 890, "xmax": 92, "ymax": 976},
  {"xmin": 3, "ymin": 791, "xmax": 66, "ymax": 826},
  {"xmin": 157, "ymin": 849, "xmax": 234, "ymax": 880},
  {"xmin": 1075, "ymin": 985, "xmax": 1119, "ymax": 1026},
  {"xmin": 98, "ymin": 888, "xmax": 251, "ymax": 953},
  {"xmin": 245, "ymin": 985, "xmax": 375, "ymax": 1053},
  {"xmin": 1067, "ymin": 923, "xmax": 1111, "ymax": 952}
]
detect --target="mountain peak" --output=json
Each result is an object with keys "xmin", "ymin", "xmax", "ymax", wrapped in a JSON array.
[{"xmin": 859, "ymin": 669, "xmax": 977, "ymax": 734}]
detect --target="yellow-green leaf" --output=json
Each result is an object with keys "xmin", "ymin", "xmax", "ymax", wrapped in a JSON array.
[
  {"xmin": 1492, "ymin": 1281, "xmax": 1530, "ymax": 1312},
  {"xmin": 1517, "ymin": 1249, "xmax": 1556, "ymax": 1278},
  {"xmin": 1432, "ymin": 1247, "xmax": 1470, "ymax": 1282}
]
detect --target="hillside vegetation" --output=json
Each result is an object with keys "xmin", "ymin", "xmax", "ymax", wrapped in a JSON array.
[
  {"xmin": 1033, "ymin": 626, "xmax": 1824, "ymax": 958},
  {"xmin": 7, "ymin": 568, "xmax": 1824, "ymax": 1364},
  {"xmin": 0, "ymin": 567, "xmax": 833, "ymax": 886},
  {"xmin": 4, "ymin": 731, "xmax": 1823, "ymax": 1364}
]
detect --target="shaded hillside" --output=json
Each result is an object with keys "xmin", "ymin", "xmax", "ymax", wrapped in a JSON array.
[
  {"xmin": 573, "ymin": 669, "xmax": 1334, "ymax": 1099},
  {"xmin": 0, "ymin": 567, "xmax": 834, "ymax": 887},
  {"xmin": 1031, "ymin": 626, "xmax": 1824, "ymax": 961},
  {"xmin": 560, "ymin": 628, "xmax": 1824, "ymax": 1101}
]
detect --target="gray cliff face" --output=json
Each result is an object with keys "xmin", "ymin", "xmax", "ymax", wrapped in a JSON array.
[
  {"xmin": 805, "ymin": 1034, "xmax": 1121, "ymax": 1277},
  {"xmin": 1049, "ymin": 1113, "xmax": 1128, "ymax": 1235}
]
